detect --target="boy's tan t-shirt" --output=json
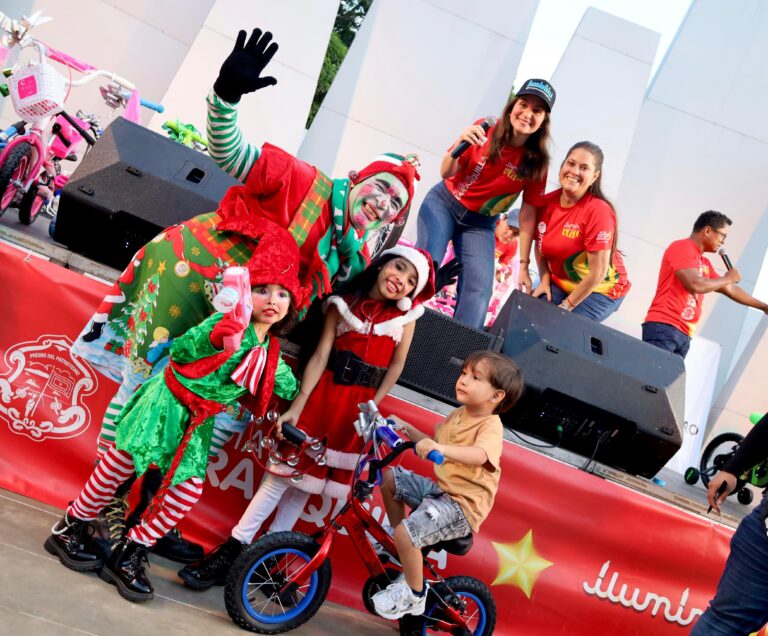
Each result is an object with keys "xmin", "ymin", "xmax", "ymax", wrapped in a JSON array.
[{"xmin": 433, "ymin": 406, "xmax": 504, "ymax": 533}]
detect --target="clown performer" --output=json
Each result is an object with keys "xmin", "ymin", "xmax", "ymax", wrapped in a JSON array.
[
  {"xmin": 70, "ymin": 28, "xmax": 424, "ymax": 560},
  {"xmin": 179, "ymin": 245, "xmax": 435, "ymax": 590},
  {"xmin": 45, "ymin": 219, "xmax": 306, "ymax": 602}
]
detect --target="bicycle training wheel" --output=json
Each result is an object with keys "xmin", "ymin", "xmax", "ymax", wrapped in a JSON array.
[
  {"xmin": 699, "ymin": 432, "xmax": 745, "ymax": 489},
  {"xmin": 224, "ymin": 531, "xmax": 332, "ymax": 634}
]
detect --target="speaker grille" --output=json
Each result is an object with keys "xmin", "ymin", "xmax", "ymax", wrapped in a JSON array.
[{"xmin": 398, "ymin": 309, "xmax": 502, "ymax": 404}]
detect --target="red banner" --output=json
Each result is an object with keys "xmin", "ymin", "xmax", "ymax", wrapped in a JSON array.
[{"xmin": 1, "ymin": 241, "xmax": 760, "ymax": 635}]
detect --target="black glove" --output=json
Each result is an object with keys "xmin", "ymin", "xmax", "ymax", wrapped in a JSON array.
[
  {"xmin": 434, "ymin": 259, "xmax": 462, "ymax": 292},
  {"xmin": 213, "ymin": 28, "xmax": 279, "ymax": 104}
]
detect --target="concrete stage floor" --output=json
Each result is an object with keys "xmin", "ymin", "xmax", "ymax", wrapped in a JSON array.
[{"xmin": 0, "ymin": 489, "xmax": 395, "ymax": 636}]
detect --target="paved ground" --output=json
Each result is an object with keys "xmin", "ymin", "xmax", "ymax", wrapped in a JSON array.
[{"xmin": 0, "ymin": 489, "xmax": 395, "ymax": 636}]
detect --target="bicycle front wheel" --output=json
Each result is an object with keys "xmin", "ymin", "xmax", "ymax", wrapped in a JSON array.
[{"xmin": 224, "ymin": 531, "xmax": 332, "ymax": 634}]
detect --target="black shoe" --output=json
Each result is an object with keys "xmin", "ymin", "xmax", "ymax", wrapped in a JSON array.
[
  {"xmin": 100, "ymin": 538, "xmax": 154, "ymax": 602},
  {"xmin": 152, "ymin": 527, "xmax": 204, "ymax": 564},
  {"xmin": 81, "ymin": 321, "xmax": 105, "ymax": 343},
  {"xmin": 178, "ymin": 537, "xmax": 243, "ymax": 591},
  {"xmin": 44, "ymin": 513, "xmax": 104, "ymax": 572},
  {"xmin": 91, "ymin": 491, "xmax": 130, "ymax": 559}
]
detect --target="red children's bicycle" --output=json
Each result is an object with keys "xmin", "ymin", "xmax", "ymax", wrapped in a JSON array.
[{"xmin": 224, "ymin": 401, "xmax": 496, "ymax": 635}]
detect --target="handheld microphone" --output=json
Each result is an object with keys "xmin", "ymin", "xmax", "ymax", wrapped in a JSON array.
[
  {"xmin": 450, "ymin": 116, "xmax": 497, "ymax": 159},
  {"xmin": 717, "ymin": 247, "xmax": 733, "ymax": 271}
]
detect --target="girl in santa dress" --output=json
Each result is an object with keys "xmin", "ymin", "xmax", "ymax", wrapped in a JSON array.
[{"xmin": 179, "ymin": 245, "xmax": 435, "ymax": 590}]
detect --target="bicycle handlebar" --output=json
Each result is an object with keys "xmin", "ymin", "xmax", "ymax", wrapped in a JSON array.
[
  {"xmin": 139, "ymin": 98, "xmax": 164, "ymax": 113},
  {"xmin": 68, "ymin": 69, "xmax": 135, "ymax": 90}
]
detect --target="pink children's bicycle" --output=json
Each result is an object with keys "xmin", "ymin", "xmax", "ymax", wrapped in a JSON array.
[{"xmin": 0, "ymin": 11, "xmax": 163, "ymax": 225}]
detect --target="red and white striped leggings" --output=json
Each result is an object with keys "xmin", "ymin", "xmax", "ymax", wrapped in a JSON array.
[{"xmin": 67, "ymin": 446, "xmax": 203, "ymax": 547}]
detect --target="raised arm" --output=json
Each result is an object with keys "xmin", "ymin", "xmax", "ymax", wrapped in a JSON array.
[
  {"xmin": 675, "ymin": 267, "xmax": 740, "ymax": 294},
  {"xmin": 206, "ymin": 28, "xmax": 279, "ymax": 181},
  {"xmin": 717, "ymin": 283, "xmax": 768, "ymax": 313}
]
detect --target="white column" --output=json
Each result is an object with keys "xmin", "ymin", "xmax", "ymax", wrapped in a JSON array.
[
  {"xmin": 546, "ymin": 8, "xmax": 660, "ymax": 199},
  {"xmin": 298, "ymin": 0, "xmax": 539, "ymax": 241},
  {"xmin": 149, "ymin": 0, "xmax": 338, "ymax": 155},
  {"xmin": 613, "ymin": 0, "xmax": 768, "ymax": 392}
]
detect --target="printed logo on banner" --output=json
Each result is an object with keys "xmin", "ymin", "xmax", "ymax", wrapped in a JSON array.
[
  {"xmin": 583, "ymin": 560, "xmax": 704, "ymax": 626},
  {"xmin": 0, "ymin": 334, "xmax": 98, "ymax": 441}
]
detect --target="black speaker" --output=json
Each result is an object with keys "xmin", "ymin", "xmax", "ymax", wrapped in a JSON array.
[
  {"xmin": 492, "ymin": 291, "xmax": 685, "ymax": 478},
  {"xmin": 398, "ymin": 309, "xmax": 503, "ymax": 404},
  {"xmin": 54, "ymin": 118, "xmax": 238, "ymax": 270}
]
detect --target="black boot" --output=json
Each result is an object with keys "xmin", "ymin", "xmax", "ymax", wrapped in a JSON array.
[
  {"xmin": 91, "ymin": 486, "xmax": 132, "ymax": 559},
  {"xmin": 100, "ymin": 538, "xmax": 154, "ymax": 602},
  {"xmin": 81, "ymin": 321, "xmax": 105, "ymax": 343},
  {"xmin": 126, "ymin": 468, "xmax": 204, "ymax": 564},
  {"xmin": 44, "ymin": 512, "xmax": 103, "ymax": 572},
  {"xmin": 178, "ymin": 537, "xmax": 243, "ymax": 590}
]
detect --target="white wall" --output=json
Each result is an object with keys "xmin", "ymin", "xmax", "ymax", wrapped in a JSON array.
[
  {"xmin": 150, "ymin": 0, "xmax": 338, "ymax": 155},
  {"xmin": 298, "ymin": 0, "xmax": 539, "ymax": 241},
  {"xmin": 613, "ymin": 0, "xmax": 768, "ymax": 394},
  {"xmin": 705, "ymin": 315, "xmax": 768, "ymax": 439},
  {"xmin": 0, "ymin": 0, "xmax": 336, "ymax": 157},
  {"xmin": 546, "ymin": 8, "xmax": 659, "ymax": 199},
  {"xmin": 0, "ymin": 0, "xmax": 213, "ymax": 129}
]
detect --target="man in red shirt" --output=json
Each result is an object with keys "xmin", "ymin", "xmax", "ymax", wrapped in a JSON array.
[{"xmin": 642, "ymin": 211, "xmax": 768, "ymax": 358}]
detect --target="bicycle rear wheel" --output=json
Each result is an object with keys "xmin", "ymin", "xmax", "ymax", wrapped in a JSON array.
[
  {"xmin": 400, "ymin": 575, "xmax": 496, "ymax": 635},
  {"xmin": 224, "ymin": 531, "xmax": 331, "ymax": 634}
]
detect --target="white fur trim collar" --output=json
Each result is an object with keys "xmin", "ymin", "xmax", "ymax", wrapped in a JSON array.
[{"xmin": 325, "ymin": 296, "xmax": 423, "ymax": 341}]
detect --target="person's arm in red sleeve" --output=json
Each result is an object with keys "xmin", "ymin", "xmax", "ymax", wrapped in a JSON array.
[{"xmin": 675, "ymin": 267, "xmax": 741, "ymax": 294}]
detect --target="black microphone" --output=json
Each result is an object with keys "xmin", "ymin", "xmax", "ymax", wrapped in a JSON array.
[
  {"xmin": 450, "ymin": 116, "xmax": 497, "ymax": 159},
  {"xmin": 718, "ymin": 247, "xmax": 733, "ymax": 271}
]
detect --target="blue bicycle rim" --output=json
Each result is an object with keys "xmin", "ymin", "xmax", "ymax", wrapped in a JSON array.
[{"xmin": 241, "ymin": 547, "xmax": 319, "ymax": 624}]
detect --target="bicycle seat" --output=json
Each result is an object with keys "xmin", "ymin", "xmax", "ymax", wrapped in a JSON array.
[{"xmin": 424, "ymin": 533, "xmax": 473, "ymax": 556}]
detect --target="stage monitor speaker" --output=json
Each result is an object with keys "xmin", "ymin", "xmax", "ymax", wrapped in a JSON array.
[
  {"xmin": 398, "ymin": 308, "xmax": 503, "ymax": 405},
  {"xmin": 53, "ymin": 117, "xmax": 238, "ymax": 270},
  {"xmin": 491, "ymin": 291, "xmax": 685, "ymax": 478}
]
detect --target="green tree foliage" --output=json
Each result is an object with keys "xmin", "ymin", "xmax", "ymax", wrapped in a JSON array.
[
  {"xmin": 306, "ymin": 0, "xmax": 372, "ymax": 128},
  {"xmin": 335, "ymin": 0, "xmax": 373, "ymax": 47},
  {"xmin": 306, "ymin": 31, "xmax": 347, "ymax": 127}
]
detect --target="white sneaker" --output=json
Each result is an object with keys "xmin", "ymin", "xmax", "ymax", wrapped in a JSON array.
[{"xmin": 371, "ymin": 578, "xmax": 429, "ymax": 620}]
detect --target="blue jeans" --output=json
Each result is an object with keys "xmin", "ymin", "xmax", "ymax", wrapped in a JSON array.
[
  {"xmin": 416, "ymin": 181, "xmax": 497, "ymax": 328},
  {"xmin": 691, "ymin": 499, "xmax": 768, "ymax": 635},
  {"xmin": 548, "ymin": 283, "xmax": 624, "ymax": 323},
  {"xmin": 642, "ymin": 321, "xmax": 691, "ymax": 359}
]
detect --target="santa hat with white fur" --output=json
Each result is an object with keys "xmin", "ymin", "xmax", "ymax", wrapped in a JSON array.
[{"xmin": 379, "ymin": 245, "xmax": 436, "ymax": 312}]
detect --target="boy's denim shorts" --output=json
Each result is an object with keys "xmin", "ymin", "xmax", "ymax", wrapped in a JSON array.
[{"xmin": 391, "ymin": 466, "xmax": 471, "ymax": 549}]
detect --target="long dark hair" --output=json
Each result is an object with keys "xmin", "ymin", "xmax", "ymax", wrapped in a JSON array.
[
  {"xmin": 269, "ymin": 301, "xmax": 300, "ymax": 336},
  {"xmin": 332, "ymin": 253, "xmax": 401, "ymax": 305},
  {"xmin": 488, "ymin": 95, "xmax": 551, "ymax": 181},
  {"xmin": 563, "ymin": 141, "xmax": 620, "ymax": 261}
]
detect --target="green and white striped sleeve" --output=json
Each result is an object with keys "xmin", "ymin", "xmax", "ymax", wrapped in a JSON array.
[{"xmin": 206, "ymin": 89, "xmax": 262, "ymax": 181}]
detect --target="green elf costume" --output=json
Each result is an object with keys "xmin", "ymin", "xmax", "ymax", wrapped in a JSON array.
[{"xmin": 45, "ymin": 218, "xmax": 305, "ymax": 602}]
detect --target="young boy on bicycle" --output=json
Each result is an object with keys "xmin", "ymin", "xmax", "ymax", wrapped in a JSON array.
[{"xmin": 372, "ymin": 351, "xmax": 524, "ymax": 619}]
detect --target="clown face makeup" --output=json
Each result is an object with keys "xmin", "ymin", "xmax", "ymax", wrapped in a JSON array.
[{"xmin": 348, "ymin": 173, "xmax": 409, "ymax": 231}]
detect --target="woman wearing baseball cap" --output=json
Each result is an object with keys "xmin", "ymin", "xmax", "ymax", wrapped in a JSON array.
[{"xmin": 415, "ymin": 78, "xmax": 556, "ymax": 328}]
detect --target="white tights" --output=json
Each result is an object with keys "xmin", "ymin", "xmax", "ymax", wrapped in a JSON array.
[{"xmin": 231, "ymin": 473, "xmax": 311, "ymax": 544}]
